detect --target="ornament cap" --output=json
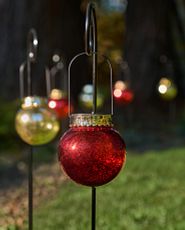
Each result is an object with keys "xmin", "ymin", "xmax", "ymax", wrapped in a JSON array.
[
  {"xmin": 69, "ymin": 113, "xmax": 113, "ymax": 127},
  {"xmin": 50, "ymin": 89, "xmax": 64, "ymax": 100}
]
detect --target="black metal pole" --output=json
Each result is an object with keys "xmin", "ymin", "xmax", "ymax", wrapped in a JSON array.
[
  {"xmin": 85, "ymin": 3, "xmax": 98, "ymax": 229},
  {"xmin": 91, "ymin": 187, "xmax": 96, "ymax": 230},
  {"xmin": 91, "ymin": 7, "xmax": 97, "ymax": 230},
  {"xmin": 26, "ymin": 29, "xmax": 37, "ymax": 230},
  {"xmin": 85, "ymin": 3, "xmax": 98, "ymax": 230},
  {"xmin": 28, "ymin": 146, "xmax": 33, "ymax": 230}
]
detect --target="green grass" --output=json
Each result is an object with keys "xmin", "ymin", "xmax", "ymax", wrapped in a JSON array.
[{"xmin": 33, "ymin": 147, "xmax": 185, "ymax": 230}]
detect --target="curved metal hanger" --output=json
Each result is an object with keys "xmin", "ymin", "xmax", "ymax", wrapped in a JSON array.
[
  {"xmin": 68, "ymin": 2, "xmax": 114, "ymax": 116},
  {"xmin": 68, "ymin": 52, "xmax": 113, "ymax": 116},
  {"xmin": 27, "ymin": 28, "xmax": 38, "ymax": 63},
  {"xmin": 19, "ymin": 28, "xmax": 38, "ymax": 98},
  {"xmin": 85, "ymin": 2, "xmax": 98, "ymax": 113},
  {"xmin": 85, "ymin": 2, "xmax": 97, "ymax": 55},
  {"xmin": 46, "ymin": 55, "xmax": 67, "ymax": 97}
]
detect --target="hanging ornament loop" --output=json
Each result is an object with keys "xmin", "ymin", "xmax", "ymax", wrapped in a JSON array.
[
  {"xmin": 19, "ymin": 29, "xmax": 50, "ymax": 100},
  {"xmin": 46, "ymin": 56, "xmax": 66, "ymax": 97},
  {"xmin": 26, "ymin": 29, "xmax": 38, "ymax": 96},
  {"xmin": 68, "ymin": 52, "xmax": 113, "ymax": 116},
  {"xmin": 68, "ymin": 2, "xmax": 113, "ymax": 116}
]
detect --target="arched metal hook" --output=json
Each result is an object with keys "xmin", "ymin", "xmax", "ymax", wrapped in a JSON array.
[
  {"xmin": 26, "ymin": 29, "xmax": 38, "ymax": 96},
  {"xmin": 46, "ymin": 55, "xmax": 67, "ymax": 97},
  {"xmin": 19, "ymin": 28, "xmax": 38, "ymax": 98},
  {"xmin": 85, "ymin": 2, "xmax": 98, "ymax": 113},
  {"xmin": 85, "ymin": 2, "xmax": 97, "ymax": 55},
  {"xmin": 27, "ymin": 28, "xmax": 38, "ymax": 63},
  {"xmin": 68, "ymin": 52, "xmax": 113, "ymax": 116}
]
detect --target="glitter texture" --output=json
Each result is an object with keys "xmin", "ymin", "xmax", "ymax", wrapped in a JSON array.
[
  {"xmin": 69, "ymin": 114, "xmax": 113, "ymax": 127},
  {"xmin": 58, "ymin": 126, "xmax": 126, "ymax": 187}
]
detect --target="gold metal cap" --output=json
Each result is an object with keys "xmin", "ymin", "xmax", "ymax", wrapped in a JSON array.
[
  {"xmin": 69, "ymin": 114, "xmax": 113, "ymax": 127},
  {"xmin": 50, "ymin": 89, "xmax": 64, "ymax": 100}
]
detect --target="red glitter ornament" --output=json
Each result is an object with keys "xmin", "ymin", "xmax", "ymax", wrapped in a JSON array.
[
  {"xmin": 113, "ymin": 80, "xmax": 134, "ymax": 105},
  {"xmin": 114, "ymin": 88, "xmax": 134, "ymax": 105},
  {"xmin": 48, "ymin": 89, "xmax": 72, "ymax": 119},
  {"xmin": 58, "ymin": 114, "xmax": 126, "ymax": 187},
  {"xmin": 58, "ymin": 3, "xmax": 127, "ymax": 187},
  {"xmin": 48, "ymin": 98, "xmax": 69, "ymax": 118}
]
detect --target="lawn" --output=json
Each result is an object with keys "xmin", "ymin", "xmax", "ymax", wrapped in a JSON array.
[{"xmin": 33, "ymin": 147, "xmax": 185, "ymax": 230}]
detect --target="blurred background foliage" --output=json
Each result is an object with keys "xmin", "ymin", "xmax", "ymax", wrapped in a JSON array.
[
  {"xmin": 0, "ymin": 0, "xmax": 184, "ymax": 150},
  {"xmin": 0, "ymin": 99, "xmax": 20, "ymax": 153}
]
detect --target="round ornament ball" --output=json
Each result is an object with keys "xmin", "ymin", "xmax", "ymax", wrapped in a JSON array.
[
  {"xmin": 48, "ymin": 89, "xmax": 71, "ymax": 119},
  {"xmin": 158, "ymin": 78, "xmax": 177, "ymax": 101},
  {"xmin": 113, "ymin": 80, "xmax": 134, "ymax": 105},
  {"xmin": 58, "ymin": 114, "xmax": 126, "ymax": 187},
  {"xmin": 15, "ymin": 96, "xmax": 60, "ymax": 145}
]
